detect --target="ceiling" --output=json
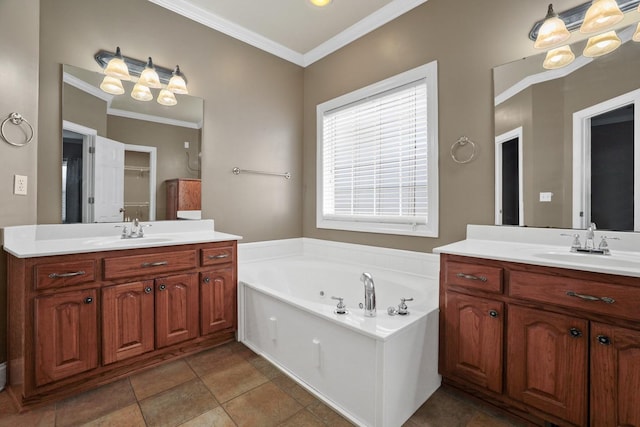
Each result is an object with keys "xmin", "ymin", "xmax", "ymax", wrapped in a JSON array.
[{"xmin": 148, "ymin": 0, "xmax": 429, "ymax": 67}]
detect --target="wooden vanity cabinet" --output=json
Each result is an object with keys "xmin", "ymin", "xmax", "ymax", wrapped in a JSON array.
[
  {"xmin": 440, "ymin": 254, "xmax": 640, "ymax": 427},
  {"xmin": 6, "ymin": 240, "xmax": 237, "ymax": 410}
]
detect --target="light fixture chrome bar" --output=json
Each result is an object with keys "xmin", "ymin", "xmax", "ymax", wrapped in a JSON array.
[
  {"xmin": 232, "ymin": 167, "xmax": 291, "ymax": 180},
  {"xmin": 529, "ymin": 0, "xmax": 640, "ymax": 41},
  {"xmin": 94, "ymin": 50, "xmax": 187, "ymax": 84}
]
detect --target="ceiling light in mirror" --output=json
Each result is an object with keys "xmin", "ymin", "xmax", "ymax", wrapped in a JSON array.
[
  {"xmin": 157, "ymin": 89, "xmax": 177, "ymax": 106},
  {"xmin": 580, "ymin": 0, "xmax": 624, "ymax": 34},
  {"xmin": 167, "ymin": 66, "xmax": 188, "ymax": 94},
  {"xmin": 99, "ymin": 75, "xmax": 125, "ymax": 95},
  {"xmin": 138, "ymin": 57, "xmax": 162, "ymax": 89},
  {"xmin": 131, "ymin": 83, "xmax": 153, "ymax": 101},
  {"xmin": 534, "ymin": 4, "xmax": 571, "ymax": 49},
  {"xmin": 633, "ymin": 22, "xmax": 640, "ymax": 41},
  {"xmin": 543, "ymin": 45, "xmax": 576, "ymax": 69},
  {"xmin": 583, "ymin": 30, "xmax": 622, "ymax": 56}
]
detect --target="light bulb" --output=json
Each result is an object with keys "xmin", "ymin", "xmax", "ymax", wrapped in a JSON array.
[
  {"xmin": 104, "ymin": 47, "xmax": 131, "ymax": 81},
  {"xmin": 131, "ymin": 83, "xmax": 153, "ymax": 101},
  {"xmin": 157, "ymin": 89, "xmax": 177, "ymax": 106},
  {"xmin": 543, "ymin": 45, "xmax": 575, "ymax": 69},
  {"xmin": 138, "ymin": 57, "xmax": 161, "ymax": 89},
  {"xmin": 99, "ymin": 75, "xmax": 125, "ymax": 95},
  {"xmin": 583, "ymin": 30, "xmax": 621, "ymax": 57},
  {"xmin": 534, "ymin": 4, "xmax": 571, "ymax": 49},
  {"xmin": 580, "ymin": 0, "xmax": 624, "ymax": 34},
  {"xmin": 167, "ymin": 65, "xmax": 188, "ymax": 94}
]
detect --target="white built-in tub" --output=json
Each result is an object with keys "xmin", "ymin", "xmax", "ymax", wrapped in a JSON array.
[{"xmin": 238, "ymin": 239, "xmax": 441, "ymax": 427}]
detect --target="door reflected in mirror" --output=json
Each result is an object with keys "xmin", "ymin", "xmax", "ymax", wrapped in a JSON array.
[{"xmin": 62, "ymin": 64, "xmax": 203, "ymax": 223}]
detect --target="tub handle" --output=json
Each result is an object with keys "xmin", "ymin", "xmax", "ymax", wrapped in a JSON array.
[
  {"xmin": 312, "ymin": 338, "xmax": 321, "ymax": 368},
  {"xmin": 268, "ymin": 316, "xmax": 277, "ymax": 341},
  {"xmin": 331, "ymin": 296, "xmax": 348, "ymax": 314}
]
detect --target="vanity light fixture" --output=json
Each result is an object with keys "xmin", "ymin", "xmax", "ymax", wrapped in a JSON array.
[
  {"xmin": 167, "ymin": 66, "xmax": 188, "ymax": 94},
  {"xmin": 633, "ymin": 22, "xmax": 640, "ymax": 40},
  {"xmin": 583, "ymin": 30, "xmax": 622, "ymax": 56},
  {"xmin": 543, "ymin": 45, "xmax": 576, "ymax": 69},
  {"xmin": 138, "ymin": 57, "xmax": 162, "ymax": 89},
  {"xmin": 95, "ymin": 49, "xmax": 189, "ymax": 106},
  {"xmin": 131, "ymin": 82, "xmax": 153, "ymax": 102},
  {"xmin": 103, "ymin": 47, "xmax": 131, "ymax": 81},
  {"xmin": 99, "ymin": 75, "xmax": 125, "ymax": 95},
  {"xmin": 157, "ymin": 89, "xmax": 178, "ymax": 106},
  {"xmin": 580, "ymin": 0, "xmax": 624, "ymax": 34},
  {"xmin": 534, "ymin": 4, "xmax": 571, "ymax": 49}
]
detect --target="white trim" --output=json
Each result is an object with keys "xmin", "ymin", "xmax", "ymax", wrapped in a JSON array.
[
  {"xmin": 148, "ymin": 0, "xmax": 428, "ymax": 67},
  {"xmin": 494, "ymin": 127, "xmax": 524, "ymax": 226},
  {"xmin": 316, "ymin": 61, "xmax": 439, "ymax": 238},
  {"xmin": 123, "ymin": 143, "xmax": 158, "ymax": 221},
  {"xmin": 302, "ymin": 0, "xmax": 429, "ymax": 66},
  {"xmin": 63, "ymin": 72, "xmax": 113, "ymax": 103},
  {"xmin": 107, "ymin": 108, "xmax": 202, "ymax": 129},
  {"xmin": 572, "ymin": 88, "xmax": 640, "ymax": 230}
]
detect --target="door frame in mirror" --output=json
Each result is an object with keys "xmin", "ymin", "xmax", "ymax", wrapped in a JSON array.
[
  {"xmin": 62, "ymin": 120, "xmax": 157, "ymax": 223},
  {"xmin": 495, "ymin": 127, "xmax": 524, "ymax": 226}
]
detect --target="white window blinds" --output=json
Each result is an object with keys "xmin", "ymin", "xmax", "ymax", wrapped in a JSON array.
[{"xmin": 322, "ymin": 79, "xmax": 429, "ymax": 224}]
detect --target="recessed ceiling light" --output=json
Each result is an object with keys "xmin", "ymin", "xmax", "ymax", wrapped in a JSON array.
[{"xmin": 310, "ymin": 0, "xmax": 332, "ymax": 7}]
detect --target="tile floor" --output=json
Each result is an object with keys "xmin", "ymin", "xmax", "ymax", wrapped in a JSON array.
[{"xmin": 0, "ymin": 341, "xmax": 525, "ymax": 427}]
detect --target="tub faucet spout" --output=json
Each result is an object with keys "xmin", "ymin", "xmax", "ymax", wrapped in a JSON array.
[{"xmin": 361, "ymin": 272, "xmax": 376, "ymax": 317}]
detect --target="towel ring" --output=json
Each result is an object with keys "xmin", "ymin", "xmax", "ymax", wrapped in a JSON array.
[
  {"xmin": 450, "ymin": 136, "xmax": 476, "ymax": 164},
  {"xmin": 1, "ymin": 112, "xmax": 34, "ymax": 147}
]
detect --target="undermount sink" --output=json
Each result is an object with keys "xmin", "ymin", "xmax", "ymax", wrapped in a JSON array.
[
  {"xmin": 83, "ymin": 236, "xmax": 174, "ymax": 247},
  {"xmin": 533, "ymin": 250, "xmax": 640, "ymax": 269}
]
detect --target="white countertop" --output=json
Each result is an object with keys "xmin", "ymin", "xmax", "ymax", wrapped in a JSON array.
[
  {"xmin": 2, "ymin": 220, "xmax": 242, "ymax": 258},
  {"xmin": 433, "ymin": 225, "xmax": 640, "ymax": 278}
]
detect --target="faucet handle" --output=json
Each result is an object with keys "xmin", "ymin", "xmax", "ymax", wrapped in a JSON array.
[
  {"xmin": 331, "ymin": 296, "xmax": 348, "ymax": 314},
  {"xmin": 561, "ymin": 233, "xmax": 581, "ymax": 251},
  {"xmin": 598, "ymin": 235, "xmax": 620, "ymax": 255},
  {"xmin": 114, "ymin": 224, "xmax": 129, "ymax": 238},
  {"xmin": 397, "ymin": 297, "xmax": 413, "ymax": 315}
]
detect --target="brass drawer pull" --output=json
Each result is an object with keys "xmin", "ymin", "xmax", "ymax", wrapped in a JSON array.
[
  {"xmin": 566, "ymin": 291, "xmax": 615, "ymax": 304},
  {"xmin": 456, "ymin": 272, "xmax": 488, "ymax": 282},
  {"xmin": 141, "ymin": 261, "xmax": 169, "ymax": 268},
  {"xmin": 208, "ymin": 254, "xmax": 229, "ymax": 260},
  {"xmin": 48, "ymin": 270, "xmax": 86, "ymax": 279}
]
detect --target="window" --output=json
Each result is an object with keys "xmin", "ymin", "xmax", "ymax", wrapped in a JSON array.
[{"xmin": 316, "ymin": 61, "xmax": 438, "ymax": 237}]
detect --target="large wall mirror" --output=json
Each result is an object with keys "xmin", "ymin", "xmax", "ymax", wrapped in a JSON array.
[
  {"xmin": 494, "ymin": 24, "xmax": 640, "ymax": 231},
  {"xmin": 62, "ymin": 64, "xmax": 203, "ymax": 223}
]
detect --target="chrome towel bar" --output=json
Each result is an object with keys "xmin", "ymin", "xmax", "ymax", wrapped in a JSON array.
[{"xmin": 232, "ymin": 167, "xmax": 291, "ymax": 180}]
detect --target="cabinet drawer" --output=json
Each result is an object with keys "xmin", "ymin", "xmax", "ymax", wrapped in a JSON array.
[
  {"xmin": 444, "ymin": 261, "xmax": 503, "ymax": 293},
  {"xmin": 103, "ymin": 250, "xmax": 197, "ymax": 280},
  {"xmin": 510, "ymin": 270, "xmax": 640, "ymax": 321},
  {"xmin": 201, "ymin": 246, "xmax": 234, "ymax": 266},
  {"xmin": 35, "ymin": 260, "xmax": 97, "ymax": 290}
]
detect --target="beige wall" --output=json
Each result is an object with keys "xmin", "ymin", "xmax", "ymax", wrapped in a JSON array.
[
  {"xmin": 63, "ymin": 83, "xmax": 107, "ymax": 136},
  {"xmin": 302, "ymin": 0, "xmax": 560, "ymax": 252},
  {"xmin": 0, "ymin": 0, "xmax": 39, "ymax": 362},
  {"xmin": 37, "ymin": 0, "xmax": 304, "ymax": 242}
]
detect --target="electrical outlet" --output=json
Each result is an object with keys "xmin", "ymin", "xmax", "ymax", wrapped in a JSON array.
[{"xmin": 14, "ymin": 174, "xmax": 27, "ymax": 195}]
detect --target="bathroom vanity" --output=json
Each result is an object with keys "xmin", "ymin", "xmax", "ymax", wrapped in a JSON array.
[
  {"xmin": 435, "ymin": 225, "xmax": 640, "ymax": 427},
  {"xmin": 3, "ymin": 220, "xmax": 240, "ymax": 410}
]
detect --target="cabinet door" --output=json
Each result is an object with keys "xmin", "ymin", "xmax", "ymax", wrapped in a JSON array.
[
  {"xmin": 444, "ymin": 292, "xmax": 503, "ymax": 393},
  {"xmin": 200, "ymin": 267, "xmax": 236, "ymax": 335},
  {"xmin": 155, "ymin": 273, "xmax": 198, "ymax": 348},
  {"xmin": 102, "ymin": 281, "xmax": 155, "ymax": 364},
  {"xmin": 590, "ymin": 323, "xmax": 640, "ymax": 427},
  {"xmin": 34, "ymin": 289, "xmax": 98, "ymax": 386},
  {"xmin": 507, "ymin": 305, "xmax": 587, "ymax": 426}
]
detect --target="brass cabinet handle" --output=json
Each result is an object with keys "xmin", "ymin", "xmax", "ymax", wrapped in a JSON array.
[
  {"xmin": 141, "ymin": 261, "xmax": 168, "ymax": 268},
  {"xmin": 48, "ymin": 270, "xmax": 86, "ymax": 279},
  {"xmin": 456, "ymin": 272, "xmax": 488, "ymax": 282},
  {"xmin": 208, "ymin": 254, "xmax": 229, "ymax": 259},
  {"xmin": 566, "ymin": 291, "xmax": 615, "ymax": 304}
]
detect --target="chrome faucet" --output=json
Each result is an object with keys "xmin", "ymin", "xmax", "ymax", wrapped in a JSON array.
[
  {"xmin": 115, "ymin": 218, "xmax": 150, "ymax": 239},
  {"xmin": 562, "ymin": 222, "xmax": 617, "ymax": 255},
  {"xmin": 360, "ymin": 272, "xmax": 376, "ymax": 317},
  {"xmin": 584, "ymin": 222, "xmax": 596, "ymax": 250}
]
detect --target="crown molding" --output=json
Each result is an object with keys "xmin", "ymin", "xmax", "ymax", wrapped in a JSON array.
[
  {"xmin": 303, "ymin": 0, "xmax": 429, "ymax": 66},
  {"xmin": 148, "ymin": 0, "xmax": 429, "ymax": 67},
  {"xmin": 63, "ymin": 72, "xmax": 113, "ymax": 103},
  {"xmin": 108, "ymin": 108, "xmax": 203, "ymax": 129}
]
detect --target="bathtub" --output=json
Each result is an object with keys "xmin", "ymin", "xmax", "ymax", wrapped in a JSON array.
[{"xmin": 238, "ymin": 238, "xmax": 441, "ymax": 427}]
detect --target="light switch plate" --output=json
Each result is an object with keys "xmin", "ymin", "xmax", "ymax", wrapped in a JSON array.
[
  {"xmin": 539, "ymin": 192, "xmax": 553, "ymax": 202},
  {"xmin": 14, "ymin": 175, "xmax": 27, "ymax": 195}
]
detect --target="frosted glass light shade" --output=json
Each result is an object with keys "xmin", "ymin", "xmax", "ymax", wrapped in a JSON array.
[
  {"xmin": 633, "ymin": 22, "xmax": 640, "ymax": 42},
  {"xmin": 104, "ymin": 47, "xmax": 131, "ymax": 81},
  {"xmin": 580, "ymin": 0, "xmax": 624, "ymax": 34},
  {"xmin": 138, "ymin": 57, "xmax": 161, "ymax": 89},
  {"xmin": 99, "ymin": 75, "xmax": 125, "ymax": 95},
  {"xmin": 157, "ymin": 89, "xmax": 177, "ymax": 106},
  {"xmin": 543, "ymin": 45, "xmax": 576, "ymax": 69},
  {"xmin": 534, "ymin": 4, "xmax": 571, "ymax": 49},
  {"xmin": 583, "ymin": 30, "xmax": 621, "ymax": 57},
  {"xmin": 309, "ymin": 0, "xmax": 332, "ymax": 6},
  {"xmin": 131, "ymin": 83, "xmax": 153, "ymax": 101},
  {"xmin": 167, "ymin": 66, "xmax": 188, "ymax": 94}
]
